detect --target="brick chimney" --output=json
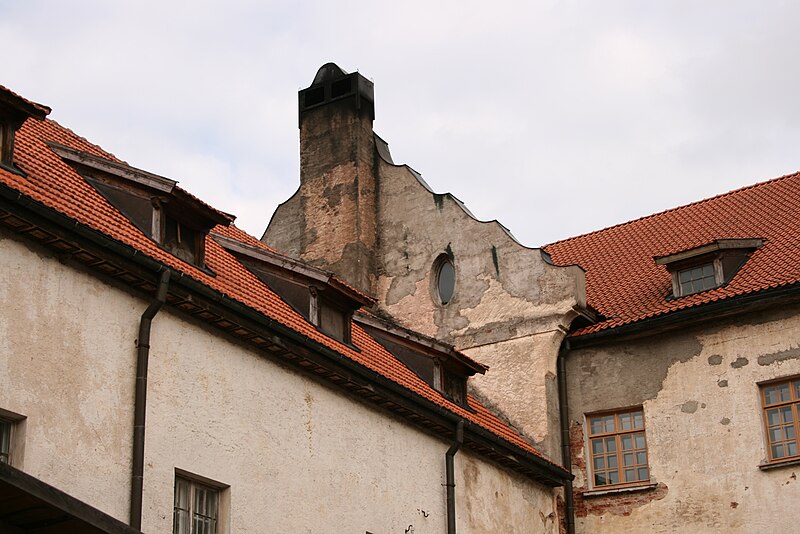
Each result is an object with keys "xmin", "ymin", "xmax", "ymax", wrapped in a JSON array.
[{"xmin": 262, "ymin": 63, "xmax": 379, "ymax": 296}]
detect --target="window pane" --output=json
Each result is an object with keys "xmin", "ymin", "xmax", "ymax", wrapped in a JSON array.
[
  {"xmin": 633, "ymin": 411, "xmax": 644, "ymax": 429},
  {"xmin": 595, "ymin": 473, "xmax": 607, "ymax": 486},
  {"xmin": 621, "ymin": 435, "xmax": 633, "ymax": 450},
  {"xmin": 638, "ymin": 467, "xmax": 649, "ymax": 481},
  {"xmin": 603, "ymin": 415, "xmax": 615, "ymax": 433},
  {"xmin": 781, "ymin": 406, "xmax": 793, "ymax": 423},
  {"xmin": 795, "ymin": 381, "xmax": 800, "ymax": 399},
  {"xmin": 623, "ymin": 453, "xmax": 634, "ymax": 466},
  {"xmin": 594, "ymin": 457, "xmax": 605, "ymax": 470},
  {"xmin": 768, "ymin": 408, "xmax": 780, "ymax": 426},
  {"xmin": 607, "ymin": 455, "xmax": 618, "ymax": 469},
  {"xmin": 591, "ymin": 438, "xmax": 604, "ymax": 454},
  {"xmin": 437, "ymin": 260, "xmax": 455, "ymax": 305},
  {"xmin": 624, "ymin": 469, "xmax": 635, "ymax": 482},
  {"xmin": 636, "ymin": 451, "xmax": 647, "ymax": 465},
  {"xmin": 679, "ymin": 269, "xmax": 693, "ymax": 283},
  {"xmin": 788, "ymin": 442, "xmax": 798, "ymax": 457},
  {"xmin": 605, "ymin": 437, "xmax": 616, "ymax": 452},
  {"xmin": 590, "ymin": 418, "xmax": 603, "ymax": 435},
  {"xmin": 634, "ymin": 433, "xmax": 646, "ymax": 449},
  {"xmin": 173, "ymin": 509, "xmax": 189, "ymax": 534},
  {"xmin": 0, "ymin": 421, "xmax": 10, "ymax": 463},
  {"xmin": 778, "ymin": 384, "xmax": 791, "ymax": 403},
  {"xmin": 702, "ymin": 264, "xmax": 714, "ymax": 277},
  {"xmin": 681, "ymin": 281, "xmax": 693, "ymax": 295},
  {"xmin": 765, "ymin": 386, "xmax": 778, "ymax": 405},
  {"xmin": 619, "ymin": 413, "xmax": 632, "ymax": 431},
  {"xmin": 773, "ymin": 444, "xmax": 785, "ymax": 458},
  {"xmin": 608, "ymin": 471, "xmax": 619, "ymax": 484},
  {"xmin": 770, "ymin": 427, "xmax": 783, "ymax": 442},
  {"xmin": 787, "ymin": 425, "xmax": 796, "ymax": 440}
]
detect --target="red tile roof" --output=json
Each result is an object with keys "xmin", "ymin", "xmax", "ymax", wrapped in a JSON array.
[
  {"xmin": 2, "ymin": 112, "xmax": 554, "ymax": 467},
  {"xmin": 545, "ymin": 171, "xmax": 800, "ymax": 336}
]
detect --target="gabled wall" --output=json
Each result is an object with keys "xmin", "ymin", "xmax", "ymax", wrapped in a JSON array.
[{"xmin": 263, "ymin": 66, "xmax": 586, "ymax": 459}]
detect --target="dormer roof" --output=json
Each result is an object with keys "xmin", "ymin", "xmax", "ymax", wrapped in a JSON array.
[{"xmin": 545, "ymin": 172, "xmax": 800, "ymax": 337}]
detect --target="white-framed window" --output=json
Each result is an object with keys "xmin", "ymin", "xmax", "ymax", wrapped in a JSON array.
[{"xmin": 173, "ymin": 473, "xmax": 226, "ymax": 534}]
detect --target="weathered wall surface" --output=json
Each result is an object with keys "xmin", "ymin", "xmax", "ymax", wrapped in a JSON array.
[
  {"xmin": 262, "ymin": 80, "xmax": 587, "ymax": 462},
  {"xmin": 0, "ymin": 233, "xmax": 557, "ymax": 533},
  {"xmin": 264, "ymin": 99, "xmax": 378, "ymax": 293},
  {"xmin": 566, "ymin": 305, "xmax": 800, "ymax": 533},
  {"xmin": 0, "ymin": 230, "xmax": 137, "ymax": 520},
  {"xmin": 375, "ymin": 158, "xmax": 584, "ymax": 458}
]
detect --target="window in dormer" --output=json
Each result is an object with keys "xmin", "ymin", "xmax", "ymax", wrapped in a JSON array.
[
  {"xmin": 677, "ymin": 263, "xmax": 717, "ymax": 295},
  {"xmin": 0, "ymin": 120, "xmax": 13, "ymax": 167},
  {"xmin": 655, "ymin": 239, "xmax": 762, "ymax": 298},
  {"xmin": 164, "ymin": 216, "xmax": 203, "ymax": 265},
  {"xmin": 309, "ymin": 288, "xmax": 352, "ymax": 344}
]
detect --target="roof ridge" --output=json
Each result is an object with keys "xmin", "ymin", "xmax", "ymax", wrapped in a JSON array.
[{"xmin": 544, "ymin": 169, "xmax": 800, "ymax": 248}]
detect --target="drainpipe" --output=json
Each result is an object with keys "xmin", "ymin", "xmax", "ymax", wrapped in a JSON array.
[
  {"xmin": 445, "ymin": 420, "xmax": 464, "ymax": 534},
  {"xmin": 130, "ymin": 269, "xmax": 171, "ymax": 529},
  {"xmin": 557, "ymin": 339, "xmax": 575, "ymax": 534}
]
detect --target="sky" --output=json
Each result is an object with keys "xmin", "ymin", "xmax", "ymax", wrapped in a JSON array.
[{"xmin": 3, "ymin": 1, "xmax": 800, "ymax": 247}]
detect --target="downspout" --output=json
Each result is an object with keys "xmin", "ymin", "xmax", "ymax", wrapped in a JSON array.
[
  {"xmin": 130, "ymin": 269, "xmax": 171, "ymax": 529},
  {"xmin": 445, "ymin": 420, "xmax": 464, "ymax": 534},
  {"xmin": 557, "ymin": 339, "xmax": 575, "ymax": 534}
]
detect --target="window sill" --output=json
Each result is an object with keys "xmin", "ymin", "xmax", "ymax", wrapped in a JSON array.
[
  {"xmin": 582, "ymin": 482, "xmax": 658, "ymax": 498},
  {"xmin": 759, "ymin": 457, "xmax": 800, "ymax": 471}
]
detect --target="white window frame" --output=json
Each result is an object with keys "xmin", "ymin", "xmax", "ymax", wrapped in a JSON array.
[
  {"xmin": 0, "ymin": 408, "xmax": 26, "ymax": 466},
  {"xmin": 173, "ymin": 469, "xmax": 229, "ymax": 534}
]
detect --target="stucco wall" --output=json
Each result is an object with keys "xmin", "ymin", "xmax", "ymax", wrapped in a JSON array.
[
  {"xmin": 374, "ymin": 159, "xmax": 583, "ymax": 458},
  {"xmin": 566, "ymin": 305, "xmax": 800, "ymax": 533},
  {"xmin": 0, "ymin": 232, "xmax": 557, "ymax": 533}
]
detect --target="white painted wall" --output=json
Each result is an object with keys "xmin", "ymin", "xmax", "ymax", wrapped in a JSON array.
[{"xmin": 0, "ymin": 233, "xmax": 557, "ymax": 533}]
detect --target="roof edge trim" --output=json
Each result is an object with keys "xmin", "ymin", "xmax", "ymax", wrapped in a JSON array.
[{"xmin": 47, "ymin": 141, "xmax": 177, "ymax": 193}]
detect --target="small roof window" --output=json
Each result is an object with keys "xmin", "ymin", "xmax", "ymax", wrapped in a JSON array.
[
  {"xmin": 655, "ymin": 238, "xmax": 762, "ymax": 298},
  {"xmin": 49, "ymin": 142, "xmax": 232, "ymax": 268}
]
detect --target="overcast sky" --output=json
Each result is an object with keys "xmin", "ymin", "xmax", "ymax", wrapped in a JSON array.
[{"xmin": 3, "ymin": 1, "xmax": 800, "ymax": 246}]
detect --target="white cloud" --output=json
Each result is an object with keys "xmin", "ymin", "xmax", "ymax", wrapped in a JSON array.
[{"xmin": 2, "ymin": 0, "xmax": 800, "ymax": 245}]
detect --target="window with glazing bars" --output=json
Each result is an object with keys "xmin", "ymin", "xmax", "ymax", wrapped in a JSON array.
[
  {"xmin": 587, "ymin": 409, "xmax": 650, "ymax": 487},
  {"xmin": 174, "ymin": 476, "xmax": 219, "ymax": 534},
  {"xmin": 761, "ymin": 378, "xmax": 800, "ymax": 462},
  {"xmin": 677, "ymin": 263, "xmax": 717, "ymax": 296}
]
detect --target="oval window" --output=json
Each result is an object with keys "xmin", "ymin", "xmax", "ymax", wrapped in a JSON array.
[{"xmin": 436, "ymin": 257, "xmax": 456, "ymax": 305}]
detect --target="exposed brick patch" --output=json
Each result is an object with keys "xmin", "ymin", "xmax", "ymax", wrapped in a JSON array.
[
  {"xmin": 556, "ymin": 493, "xmax": 566, "ymax": 534},
  {"xmin": 574, "ymin": 483, "xmax": 668, "ymax": 518},
  {"xmin": 569, "ymin": 421, "xmax": 668, "ymax": 517}
]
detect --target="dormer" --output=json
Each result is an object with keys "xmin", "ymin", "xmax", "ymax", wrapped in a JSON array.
[
  {"xmin": 212, "ymin": 233, "xmax": 374, "ymax": 344},
  {"xmin": 655, "ymin": 238, "xmax": 763, "ymax": 298},
  {"xmin": 355, "ymin": 312, "xmax": 487, "ymax": 407},
  {"xmin": 0, "ymin": 85, "xmax": 50, "ymax": 174},
  {"xmin": 49, "ymin": 142, "xmax": 232, "ymax": 267}
]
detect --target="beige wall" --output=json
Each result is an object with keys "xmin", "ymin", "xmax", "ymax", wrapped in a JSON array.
[
  {"xmin": 374, "ymin": 159, "xmax": 584, "ymax": 460},
  {"xmin": 0, "ymin": 232, "xmax": 557, "ymax": 533},
  {"xmin": 566, "ymin": 306, "xmax": 800, "ymax": 533}
]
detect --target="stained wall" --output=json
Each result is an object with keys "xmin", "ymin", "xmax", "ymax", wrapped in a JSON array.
[
  {"xmin": 566, "ymin": 305, "xmax": 800, "ymax": 533},
  {"xmin": 0, "ymin": 230, "xmax": 558, "ymax": 533}
]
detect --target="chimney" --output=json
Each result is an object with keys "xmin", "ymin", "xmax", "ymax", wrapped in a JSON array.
[{"xmin": 263, "ymin": 63, "xmax": 379, "ymax": 296}]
